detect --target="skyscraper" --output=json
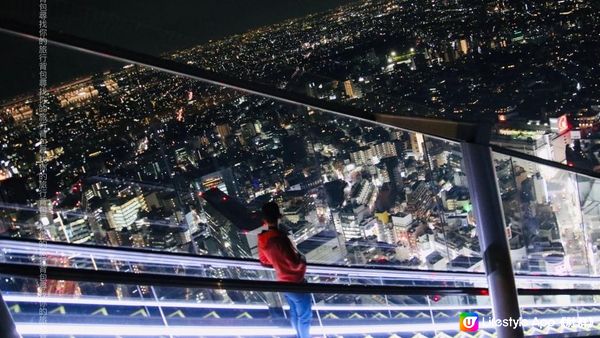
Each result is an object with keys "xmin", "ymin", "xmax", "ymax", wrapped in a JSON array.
[{"xmin": 106, "ymin": 195, "xmax": 148, "ymax": 231}]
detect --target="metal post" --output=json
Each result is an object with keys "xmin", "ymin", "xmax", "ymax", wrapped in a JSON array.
[
  {"xmin": 0, "ymin": 291, "xmax": 20, "ymax": 338},
  {"xmin": 461, "ymin": 142, "xmax": 524, "ymax": 338}
]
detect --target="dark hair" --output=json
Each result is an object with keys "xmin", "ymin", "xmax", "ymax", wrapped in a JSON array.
[{"xmin": 262, "ymin": 201, "xmax": 282, "ymax": 224}]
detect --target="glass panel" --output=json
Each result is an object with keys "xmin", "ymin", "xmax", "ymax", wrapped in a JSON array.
[
  {"xmin": 576, "ymin": 174, "xmax": 600, "ymax": 276},
  {"xmin": 0, "ymin": 238, "xmax": 488, "ymax": 289},
  {"xmin": 6, "ymin": 272, "xmax": 600, "ymax": 337},
  {"xmin": 2, "ymin": 0, "xmax": 594, "ymax": 173},
  {"xmin": 0, "ymin": 32, "xmax": 482, "ymax": 274},
  {"xmin": 493, "ymin": 151, "xmax": 591, "ymax": 276},
  {"xmin": 421, "ymin": 135, "xmax": 481, "ymax": 273}
]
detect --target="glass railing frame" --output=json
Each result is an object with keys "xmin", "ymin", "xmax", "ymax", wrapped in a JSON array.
[
  {"xmin": 2, "ymin": 242, "xmax": 599, "ymax": 297},
  {"xmin": 4, "ymin": 237, "xmax": 600, "ymax": 286},
  {"xmin": 2, "ymin": 252, "xmax": 600, "ymax": 338}
]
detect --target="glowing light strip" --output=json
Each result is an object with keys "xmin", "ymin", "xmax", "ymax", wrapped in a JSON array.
[
  {"xmin": 3, "ymin": 294, "xmax": 269, "ymax": 310},
  {"xmin": 15, "ymin": 315, "xmax": 600, "ymax": 336},
  {"xmin": 8, "ymin": 294, "xmax": 483, "ymax": 311},
  {"xmin": 0, "ymin": 241, "xmax": 482, "ymax": 282},
  {"xmin": 15, "ymin": 322, "xmax": 457, "ymax": 336},
  {"xmin": 7, "ymin": 293, "xmax": 600, "ymax": 313},
  {"xmin": 16, "ymin": 323, "xmax": 295, "ymax": 336}
]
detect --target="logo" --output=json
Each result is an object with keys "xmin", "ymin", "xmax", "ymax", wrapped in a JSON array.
[{"xmin": 460, "ymin": 312, "xmax": 479, "ymax": 332}]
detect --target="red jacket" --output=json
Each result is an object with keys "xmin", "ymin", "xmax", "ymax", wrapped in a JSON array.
[{"xmin": 258, "ymin": 228, "xmax": 306, "ymax": 283}]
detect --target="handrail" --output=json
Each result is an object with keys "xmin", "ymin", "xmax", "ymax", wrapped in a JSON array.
[
  {"xmin": 0, "ymin": 262, "xmax": 485, "ymax": 296},
  {"xmin": 0, "ymin": 237, "xmax": 483, "ymax": 281},
  {"xmin": 1, "ymin": 262, "xmax": 598, "ymax": 297}
]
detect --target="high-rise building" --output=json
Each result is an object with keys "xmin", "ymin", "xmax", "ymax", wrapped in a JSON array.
[
  {"xmin": 53, "ymin": 212, "xmax": 93, "ymax": 244},
  {"xmin": 4, "ymin": 102, "xmax": 34, "ymax": 123},
  {"xmin": 197, "ymin": 168, "xmax": 238, "ymax": 198},
  {"xmin": 350, "ymin": 142, "xmax": 398, "ymax": 165},
  {"xmin": 148, "ymin": 225, "xmax": 178, "ymax": 250},
  {"xmin": 409, "ymin": 133, "xmax": 425, "ymax": 160},
  {"xmin": 532, "ymin": 173, "xmax": 549, "ymax": 204},
  {"xmin": 334, "ymin": 204, "xmax": 370, "ymax": 241},
  {"xmin": 240, "ymin": 122, "xmax": 257, "ymax": 145},
  {"xmin": 344, "ymin": 80, "xmax": 355, "ymax": 99},
  {"xmin": 350, "ymin": 180, "xmax": 375, "ymax": 205},
  {"xmin": 297, "ymin": 230, "xmax": 346, "ymax": 264},
  {"xmin": 334, "ymin": 210, "xmax": 360, "ymax": 240},
  {"xmin": 343, "ymin": 79, "xmax": 362, "ymax": 99},
  {"xmin": 106, "ymin": 195, "xmax": 148, "ymax": 231},
  {"xmin": 253, "ymin": 121, "xmax": 263, "ymax": 134}
]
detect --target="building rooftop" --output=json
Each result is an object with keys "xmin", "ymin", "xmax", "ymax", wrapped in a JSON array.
[
  {"xmin": 200, "ymin": 188, "xmax": 263, "ymax": 232},
  {"xmin": 297, "ymin": 230, "xmax": 338, "ymax": 253}
]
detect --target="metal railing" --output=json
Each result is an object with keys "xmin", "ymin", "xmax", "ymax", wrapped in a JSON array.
[{"xmin": 0, "ymin": 239, "xmax": 600, "ymax": 338}]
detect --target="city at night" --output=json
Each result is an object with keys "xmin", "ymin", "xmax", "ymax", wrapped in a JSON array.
[{"xmin": 0, "ymin": 1, "xmax": 599, "ymax": 337}]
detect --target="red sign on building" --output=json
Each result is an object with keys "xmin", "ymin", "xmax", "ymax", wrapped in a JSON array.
[{"xmin": 557, "ymin": 115, "xmax": 569, "ymax": 134}]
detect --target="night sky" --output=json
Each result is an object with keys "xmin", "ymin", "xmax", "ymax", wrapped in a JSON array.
[{"xmin": 0, "ymin": 0, "xmax": 349, "ymax": 101}]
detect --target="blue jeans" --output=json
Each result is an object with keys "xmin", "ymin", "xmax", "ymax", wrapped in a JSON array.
[{"xmin": 284, "ymin": 292, "xmax": 313, "ymax": 338}]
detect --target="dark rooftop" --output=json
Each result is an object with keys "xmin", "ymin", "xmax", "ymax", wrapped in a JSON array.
[{"xmin": 200, "ymin": 188, "xmax": 263, "ymax": 232}]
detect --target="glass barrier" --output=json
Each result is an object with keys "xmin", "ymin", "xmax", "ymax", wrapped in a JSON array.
[
  {"xmin": 518, "ymin": 294, "xmax": 600, "ymax": 336},
  {"xmin": 1, "ymin": 274, "xmax": 497, "ymax": 337},
  {"xmin": 3, "ymin": 272, "xmax": 600, "ymax": 337},
  {"xmin": 2, "ymin": 0, "xmax": 596, "ymax": 173},
  {"xmin": 492, "ymin": 151, "xmax": 598, "ymax": 277},
  {"xmin": 0, "ymin": 238, "xmax": 488, "ymax": 289},
  {"xmin": 0, "ymin": 32, "xmax": 486, "ymax": 275}
]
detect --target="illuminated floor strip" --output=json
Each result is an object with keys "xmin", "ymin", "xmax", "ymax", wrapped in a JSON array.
[
  {"xmin": 15, "ymin": 322, "xmax": 460, "ymax": 336},
  {"xmin": 15, "ymin": 315, "xmax": 600, "ymax": 336},
  {"xmin": 6, "ymin": 294, "xmax": 600, "ymax": 312}
]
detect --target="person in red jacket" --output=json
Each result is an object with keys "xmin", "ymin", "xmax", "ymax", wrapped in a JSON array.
[{"xmin": 258, "ymin": 202, "xmax": 312, "ymax": 338}]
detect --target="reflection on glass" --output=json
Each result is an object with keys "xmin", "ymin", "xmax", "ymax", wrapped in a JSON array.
[
  {"xmin": 576, "ymin": 174, "xmax": 600, "ymax": 276},
  {"xmin": 494, "ymin": 152, "xmax": 591, "ymax": 276},
  {"xmin": 0, "ymin": 37, "xmax": 483, "ymax": 273}
]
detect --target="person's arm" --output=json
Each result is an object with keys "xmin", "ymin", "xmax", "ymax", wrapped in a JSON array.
[
  {"xmin": 286, "ymin": 235, "xmax": 307, "ymax": 263},
  {"xmin": 271, "ymin": 237, "xmax": 306, "ymax": 272},
  {"xmin": 258, "ymin": 246, "xmax": 273, "ymax": 267}
]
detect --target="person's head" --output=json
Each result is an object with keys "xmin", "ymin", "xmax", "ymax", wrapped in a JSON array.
[{"xmin": 262, "ymin": 201, "xmax": 282, "ymax": 227}]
